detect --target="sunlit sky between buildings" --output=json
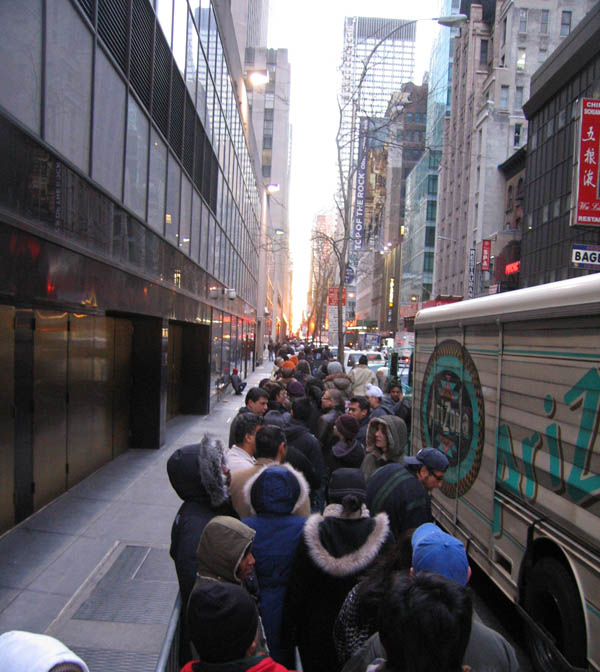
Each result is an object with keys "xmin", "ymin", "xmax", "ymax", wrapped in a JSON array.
[{"xmin": 267, "ymin": 0, "xmax": 440, "ymax": 332}]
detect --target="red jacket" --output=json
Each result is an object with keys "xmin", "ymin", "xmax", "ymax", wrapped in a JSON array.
[{"xmin": 181, "ymin": 654, "xmax": 296, "ymax": 672}]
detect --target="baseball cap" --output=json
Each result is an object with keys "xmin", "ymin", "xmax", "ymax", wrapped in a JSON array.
[
  {"xmin": 411, "ymin": 523, "xmax": 469, "ymax": 586},
  {"xmin": 404, "ymin": 447, "xmax": 449, "ymax": 472},
  {"xmin": 366, "ymin": 383, "xmax": 383, "ymax": 399}
]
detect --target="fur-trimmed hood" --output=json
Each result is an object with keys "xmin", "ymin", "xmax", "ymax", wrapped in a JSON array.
[
  {"xmin": 365, "ymin": 415, "xmax": 407, "ymax": 461},
  {"xmin": 242, "ymin": 463, "xmax": 310, "ymax": 516},
  {"xmin": 302, "ymin": 506, "xmax": 390, "ymax": 577},
  {"xmin": 167, "ymin": 435, "xmax": 229, "ymax": 507}
]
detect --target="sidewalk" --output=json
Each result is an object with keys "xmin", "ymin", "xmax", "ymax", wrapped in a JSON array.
[{"xmin": 0, "ymin": 362, "xmax": 272, "ymax": 671}]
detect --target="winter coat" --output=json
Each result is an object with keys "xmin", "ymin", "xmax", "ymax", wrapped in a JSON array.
[
  {"xmin": 326, "ymin": 440, "xmax": 365, "ymax": 475},
  {"xmin": 348, "ymin": 365, "xmax": 377, "ymax": 396},
  {"xmin": 283, "ymin": 505, "xmax": 391, "ymax": 672},
  {"xmin": 168, "ymin": 440, "xmax": 237, "ymax": 613},
  {"xmin": 361, "ymin": 416, "xmax": 407, "ymax": 480},
  {"xmin": 365, "ymin": 463, "xmax": 432, "ymax": 538},
  {"xmin": 323, "ymin": 373, "xmax": 353, "ymax": 402},
  {"xmin": 181, "ymin": 654, "xmax": 296, "ymax": 672},
  {"xmin": 284, "ymin": 420, "xmax": 326, "ymax": 479},
  {"xmin": 231, "ymin": 459, "xmax": 311, "ymax": 519},
  {"xmin": 243, "ymin": 466, "xmax": 308, "ymax": 667},
  {"xmin": 316, "ymin": 407, "xmax": 342, "ymax": 453}
]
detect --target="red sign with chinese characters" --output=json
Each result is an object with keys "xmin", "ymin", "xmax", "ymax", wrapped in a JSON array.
[
  {"xmin": 481, "ymin": 240, "xmax": 491, "ymax": 271},
  {"xmin": 575, "ymin": 98, "xmax": 600, "ymax": 227},
  {"xmin": 505, "ymin": 261, "xmax": 520, "ymax": 275}
]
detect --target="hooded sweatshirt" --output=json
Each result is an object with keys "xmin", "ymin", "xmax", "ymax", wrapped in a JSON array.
[
  {"xmin": 243, "ymin": 466, "xmax": 308, "ymax": 667},
  {"xmin": 361, "ymin": 415, "xmax": 407, "ymax": 479}
]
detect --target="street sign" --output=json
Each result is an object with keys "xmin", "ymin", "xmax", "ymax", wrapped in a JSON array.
[
  {"xmin": 573, "ymin": 98, "xmax": 600, "ymax": 227},
  {"xmin": 328, "ymin": 287, "xmax": 347, "ymax": 306},
  {"xmin": 572, "ymin": 244, "xmax": 600, "ymax": 270},
  {"xmin": 468, "ymin": 248, "xmax": 476, "ymax": 298}
]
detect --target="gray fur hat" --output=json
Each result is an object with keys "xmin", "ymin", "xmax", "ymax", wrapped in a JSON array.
[{"xmin": 167, "ymin": 434, "xmax": 228, "ymax": 507}]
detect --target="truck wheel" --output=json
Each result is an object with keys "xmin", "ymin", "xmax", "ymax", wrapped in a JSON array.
[{"xmin": 524, "ymin": 557, "xmax": 587, "ymax": 671}]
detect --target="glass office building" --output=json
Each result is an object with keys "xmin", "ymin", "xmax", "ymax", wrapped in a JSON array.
[{"xmin": 0, "ymin": 0, "xmax": 263, "ymax": 532}]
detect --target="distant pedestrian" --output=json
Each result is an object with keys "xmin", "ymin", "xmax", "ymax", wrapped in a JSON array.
[
  {"xmin": 365, "ymin": 384, "xmax": 389, "ymax": 419},
  {"xmin": 231, "ymin": 368, "xmax": 247, "ymax": 395},
  {"xmin": 349, "ymin": 355, "xmax": 378, "ymax": 396}
]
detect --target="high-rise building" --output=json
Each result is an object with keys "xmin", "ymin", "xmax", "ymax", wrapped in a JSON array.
[
  {"xmin": 229, "ymin": 0, "xmax": 270, "ymax": 78},
  {"xmin": 0, "ymin": 0, "xmax": 265, "ymax": 532},
  {"xmin": 244, "ymin": 46, "xmax": 292, "ymax": 342},
  {"xmin": 434, "ymin": 0, "xmax": 595, "ymax": 299},
  {"xmin": 341, "ymin": 16, "xmax": 416, "ymax": 325}
]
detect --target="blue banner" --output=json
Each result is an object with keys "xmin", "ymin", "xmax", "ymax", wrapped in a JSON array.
[{"xmin": 352, "ymin": 117, "xmax": 369, "ymax": 252}]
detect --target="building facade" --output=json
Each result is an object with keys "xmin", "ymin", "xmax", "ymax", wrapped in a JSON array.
[
  {"xmin": 0, "ymin": 0, "xmax": 265, "ymax": 532},
  {"xmin": 434, "ymin": 0, "xmax": 594, "ymax": 299},
  {"xmin": 520, "ymin": 3, "xmax": 600, "ymax": 286},
  {"xmin": 244, "ymin": 47, "xmax": 292, "ymax": 344}
]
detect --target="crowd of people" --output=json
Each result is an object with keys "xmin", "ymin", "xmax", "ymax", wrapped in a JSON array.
[{"xmin": 168, "ymin": 341, "xmax": 521, "ymax": 672}]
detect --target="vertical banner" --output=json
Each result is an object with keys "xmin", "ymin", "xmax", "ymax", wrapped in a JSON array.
[
  {"xmin": 468, "ymin": 248, "xmax": 476, "ymax": 298},
  {"xmin": 481, "ymin": 240, "xmax": 491, "ymax": 271},
  {"xmin": 352, "ymin": 117, "xmax": 369, "ymax": 252},
  {"xmin": 574, "ymin": 98, "xmax": 600, "ymax": 227}
]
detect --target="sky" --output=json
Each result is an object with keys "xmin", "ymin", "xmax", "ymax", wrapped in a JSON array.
[{"xmin": 267, "ymin": 0, "xmax": 441, "ymax": 331}]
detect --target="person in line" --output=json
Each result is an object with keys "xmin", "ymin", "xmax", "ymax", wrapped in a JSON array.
[
  {"xmin": 264, "ymin": 383, "xmax": 291, "ymax": 426},
  {"xmin": 340, "ymin": 523, "xmax": 519, "ymax": 672},
  {"xmin": 348, "ymin": 396, "xmax": 370, "ymax": 451},
  {"xmin": 182, "ymin": 582, "xmax": 297, "ymax": 672},
  {"xmin": 0, "ymin": 631, "xmax": 90, "ymax": 672},
  {"xmin": 366, "ymin": 448, "xmax": 449, "ymax": 539},
  {"xmin": 285, "ymin": 397, "xmax": 327, "ymax": 510},
  {"xmin": 349, "ymin": 355, "xmax": 378, "ymax": 396},
  {"xmin": 231, "ymin": 368, "xmax": 247, "ymax": 395},
  {"xmin": 242, "ymin": 466, "xmax": 309, "ymax": 667},
  {"xmin": 375, "ymin": 572, "xmax": 472, "ymax": 672},
  {"xmin": 323, "ymin": 360, "xmax": 353, "ymax": 403},
  {"xmin": 229, "ymin": 388, "xmax": 269, "ymax": 448},
  {"xmin": 360, "ymin": 415, "xmax": 407, "ymax": 480},
  {"xmin": 227, "ymin": 413, "xmax": 264, "ymax": 472},
  {"xmin": 168, "ymin": 436, "xmax": 237, "ymax": 665},
  {"xmin": 283, "ymin": 468, "xmax": 391, "ymax": 672},
  {"xmin": 316, "ymin": 388, "xmax": 345, "ymax": 454},
  {"xmin": 365, "ymin": 384, "xmax": 389, "ymax": 419},
  {"xmin": 326, "ymin": 414, "xmax": 365, "ymax": 474},
  {"xmin": 333, "ymin": 532, "xmax": 414, "ymax": 666},
  {"xmin": 230, "ymin": 425, "xmax": 311, "ymax": 519}
]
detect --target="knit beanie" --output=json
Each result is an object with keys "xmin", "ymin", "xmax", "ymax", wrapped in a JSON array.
[
  {"xmin": 328, "ymin": 467, "xmax": 366, "ymax": 504},
  {"xmin": 335, "ymin": 414, "xmax": 360, "ymax": 440},
  {"xmin": 286, "ymin": 380, "xmax": 305, "ymax": 397},
  {"xmin": 188, "ymin": 582, "xmax": 258, "ymax": 663}
]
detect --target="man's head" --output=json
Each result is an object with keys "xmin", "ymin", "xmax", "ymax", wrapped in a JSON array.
[
  {"xmin": 366, "ymin": 383, "xmax": 383, "ymax": 408},
  {"xmin": 255, "ymin": 424, "xmax": 287, "ymax": 462},
  {"xmin": 389, "ymin": 383, "xmax": 403, "ymax": 403},
  {"xmin": 236, "ymin": 544, "xmax": 256, "ymax": 581},
  {"xmin": 188, "ymin": 582, "xmax": 259, "ymax": 663},
  {"xmin": 334, "ymin": 414, "xmax": 360, "ymax": 442},
  {"xmin": 245, "ymin": 387, "xmax": 268, "ymax": 415},
  {"xmin": 233, "ymin": 413, "xmax": 263, "ymax": 454},
  {"xmin": 321, "ymin": 388, "xmax": 343, "ymax": 411},
  {"xmin": 411, "ymin": 523, "xmax": 470, "ymax": 586},
  {"xmin": 349, "ymin": 396, "xmax": 370, "ymax": 422},
  {"xmin": 291, "ymin": 396, "xmax": 312, "ymax": 423},
  {"xmin": 405, "ymin": 447, "xmax": 449, "ymax": 492},
  {"xmin": 379, "ymin": 572, "xmax": 472, "ymax": 672},
  {"xmin": 358, "ymin": 354, "xmax": 368, "ymax": 366},
  {"xmin": 268, "ymin": 383, "xmax": 289, "ymax": 408}
]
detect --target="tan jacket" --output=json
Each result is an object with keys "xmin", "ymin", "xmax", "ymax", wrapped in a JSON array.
[
  {"xmin": 230, "ymin": 458, "xmax": 311, "ymax": 518},
  {"xmin": 349, "ymin": 364, "xmax": 377, "ymax": 396}
]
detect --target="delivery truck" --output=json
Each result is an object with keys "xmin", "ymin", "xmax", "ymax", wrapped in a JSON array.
[{"xmin": 412, "ymin": 273, "xmax": 600, "ymax": 672}]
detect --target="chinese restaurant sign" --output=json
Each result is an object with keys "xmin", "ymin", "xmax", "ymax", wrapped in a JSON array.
[{"xmin": 574, "ymin": 98, "xmax": 600, "ymax": 227}]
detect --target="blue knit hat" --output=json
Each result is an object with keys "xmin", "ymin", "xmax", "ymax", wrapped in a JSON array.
[{"xmin": 411, "ymin": 523, "xmax": 469, "ymax": 586}]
